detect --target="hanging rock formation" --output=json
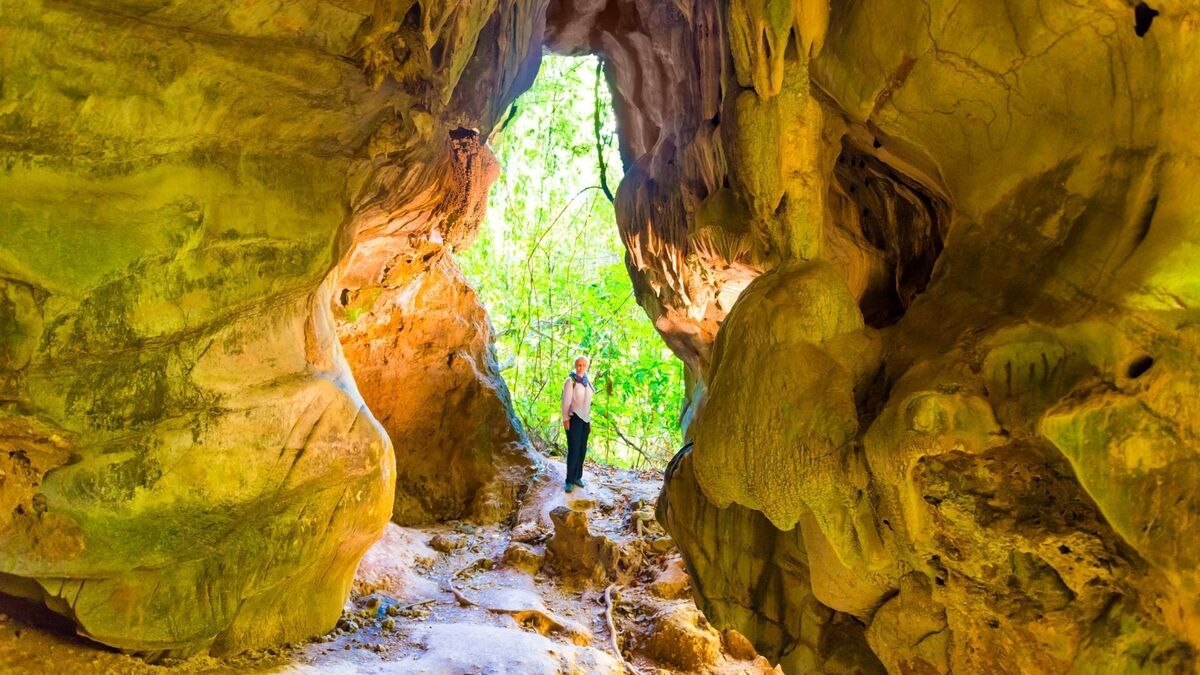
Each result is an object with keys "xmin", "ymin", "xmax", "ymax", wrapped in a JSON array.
[
  {"xmin": 629, "ymin": 0, "xmax": 1200, "ymax": 672},
  {"xmin": 552, "ymin": 0, "xmax": 1200, "ymax": 670},
  {"xmin": 2, "ymin": 0, "xmax": 1200, "ymax": 671},
  {"xmin": 336, "ymin": 242, "xmax": 534, "ymax": 525}
]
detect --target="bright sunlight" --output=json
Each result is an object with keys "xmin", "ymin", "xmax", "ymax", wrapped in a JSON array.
[{"xmin": 458, "ymin": 53, "xmax": 683, "ymax": 469}]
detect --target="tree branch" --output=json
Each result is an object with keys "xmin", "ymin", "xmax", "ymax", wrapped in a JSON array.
[
  {"xmin": 601, "ymin": 414, "xmax": 654, "ymax": 465},
  {"xmin": 593, "ymin": 59, "xmax": 615, "ymax": 203}
]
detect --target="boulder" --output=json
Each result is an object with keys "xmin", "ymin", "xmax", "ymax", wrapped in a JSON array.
[
  {"xmin": 635, "ymin": 605, "xmax": 722, "ymax": 672},
  {"xmin": 502, "ymin": 542, "xmax": 546, "ymax": 575},
  {"xmin": 546, "ymin": 507, "xmax": 619, "ymax": 586},
  {"xmin": 649, "ymin": 557, "xmax": 691, "ymax": 600}
]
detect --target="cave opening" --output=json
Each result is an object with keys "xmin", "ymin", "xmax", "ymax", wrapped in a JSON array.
[
  {"xmin": 457, "ymin": 52, "xmax": 684, "ymax": 470},
  {"xmin": 7, "ymin": 1, "xmax": 1200, "ymax": 670}
]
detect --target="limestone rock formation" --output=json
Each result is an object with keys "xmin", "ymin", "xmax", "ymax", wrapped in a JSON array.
[
  {"xmin": 335, "ymin": 244, "xmax": 535, "ymax": 525},
  {"xmin": 634, "ymin": 603, "xmax": 724, "ymax": 672},
  {"xmin": 659, "ymin": 449, "xmax": 887, "ymax": 674},
  {"xmin": 546, "ymin": 505, "xmax": 620, "ymax": 586},
  {"xmin": 4, "ymin": 0, "xmax": 1200, "ymax": 670},
  {"xmin": 327, "ymin": 9, "xmax": 542, "ymax": 528},
  {"xmin": 0, "ymin": 0, "xmax": 403, "ymax": 657},
  {"xmin": 646, "ymin": 1, "xmax": 1200, "ymax": 672},
  {"xmin": 0, "ymin": 0, "xmax": 541, "ymax": 657}
]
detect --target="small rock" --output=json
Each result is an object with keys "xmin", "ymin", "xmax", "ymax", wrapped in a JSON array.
[
  {"xmin": 649, "ymin": 556, "xmax": 690, "ymax": 599},
  {"xmin": 723, "ymin": 628, "xmax": 758, "ymax": 661},
  {"xmin": 502, "ymin": 542, "xmax": 546, "ymax": 574},
  {"xmin": 511, "ymin": 521, "xmax": 542, "ymax": 542},
  {"xmin": 546, "ymin": 506, "xmax": 619, "ymax": 585},
  {"xmin": 649, "ymin": 535, "xmax": 674, "ymax": 553},
  {"xmin": 635, "ymin": 606, "xmax": 721, "ymax": 671},
  {"xmin": 382, "ymin": 618, "xmax": 395, "ymax": 630},
  {"xmin": 429, "ymin": 533, "xmax": 466, "ymax": 553}
]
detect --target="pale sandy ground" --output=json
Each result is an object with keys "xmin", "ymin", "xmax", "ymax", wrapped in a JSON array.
[{"xmin": 0, "ymin": 455, "xmax": 778, "ymax": 675}]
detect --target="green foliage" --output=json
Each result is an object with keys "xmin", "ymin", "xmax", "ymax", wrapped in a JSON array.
[{"xmin": 458, "ymin": 53, "xmax": 683, "ymax": 468}]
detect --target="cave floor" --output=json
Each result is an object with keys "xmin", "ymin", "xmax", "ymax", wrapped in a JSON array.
[{"xmin": 0, "ymin": 454, "xmax": 774, "ymax": 674}]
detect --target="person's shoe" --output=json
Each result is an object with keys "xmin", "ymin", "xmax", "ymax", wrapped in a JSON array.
[
  {"xmin": 572, "ymin": 480, "xmax": 585, "ymax": 489},
  {"xmin": 564, "ymin": 483, "xmax": 574, "ymax": 493}
]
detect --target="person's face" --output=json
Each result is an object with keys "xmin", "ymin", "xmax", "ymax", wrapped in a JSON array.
[{"xmin": 575, "ymin": 358, "xmax": 588, "ymax": 375}]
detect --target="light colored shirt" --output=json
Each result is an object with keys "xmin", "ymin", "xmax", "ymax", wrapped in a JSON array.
[{"xmin": 562, "ymin": 375, "xmax": 594, "ymax": 424}]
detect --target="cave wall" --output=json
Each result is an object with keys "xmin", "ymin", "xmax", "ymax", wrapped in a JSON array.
[
  {"xmin": 328, "ymin": 0, "xmax": 553, "ymax": 527},
  {"xmin": 336, "ymin": 239, "xmax": 535, "ymax": 525},
  {"xmin": 332, "ymin": 126, "xmax": 537, "ymax": 527},
  {"xmin": 545, "ymin": 0, "xmax": 1200, "ymax": 670},
  {"xmin": 600, "ymin": 0, "xmax": 1200, "ymax": 672},
  {"xmin": 0, "ymin": 0, "xmax": 401, "ymax": 657},
  {"xmin": 0, "ymin": 0, "xmax": 547, "ymax": 657},
  {"xmin": 3, "ymin": 0, "xmax": 1199, "ymax": 669}
]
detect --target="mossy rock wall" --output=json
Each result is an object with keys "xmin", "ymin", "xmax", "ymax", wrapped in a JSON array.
[
  {"xmin": 0, "ymin": 0, "xmax": 541, "ymax": 657},
  {"xmin": 4, "ymin": 0, "xmax": 1200, "ymax": 670}
]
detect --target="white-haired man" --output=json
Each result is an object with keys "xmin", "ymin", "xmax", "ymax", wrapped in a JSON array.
[{"xmin": 561, "ymin": 355, "xmax": 594, "ymax": 492}]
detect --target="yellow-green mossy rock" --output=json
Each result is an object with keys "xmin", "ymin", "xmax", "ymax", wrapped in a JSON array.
[
  {"xmin": 657, "ymin": 448, "xmax": 885, "ymax": 675},
  {"xmin": 0, "ymin": 0, "xmax": 399, "ymax": 657},
  {"xmin": 652, "ymin": 0, "xmax": 1200, "ymax": 668},
  {"xmin": 692, "ymin": 262, "xmax": 874, "ymax": 532},
  {"xmin": 1038, "ymin": 320, "xmax": 1200, "ymax": 646}
]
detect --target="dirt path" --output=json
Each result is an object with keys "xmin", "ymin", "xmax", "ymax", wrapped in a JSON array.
[{"xmin": 0, "ymin": 454, "xmax": 775, "ymax": 674}]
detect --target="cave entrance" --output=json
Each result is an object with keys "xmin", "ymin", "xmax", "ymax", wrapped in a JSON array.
[{"xmin": 456, "ymin": 53, "xmax": 683, "ymax": 470}]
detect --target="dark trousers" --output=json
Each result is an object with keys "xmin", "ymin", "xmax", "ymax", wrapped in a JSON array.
[{"xmin": 565, "ymin": 413, "xmax": 590, "ymax": 484}]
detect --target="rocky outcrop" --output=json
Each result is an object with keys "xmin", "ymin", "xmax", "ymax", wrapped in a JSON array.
[
  {"xmin": 4, "ymin": 0, "xmax": 1199, "ymax": 669},
  {"xmin": 546, "ymin": 505, "xmax": 621, "ymax": 586},
  {"xmin": 0, "ymin": 0, "xmax": 542, "ymax": 657},
  {"xmin": 327, "ymin": 8, "xmax": 542, "ymax": 527},
  {"xmin": 658, "ymin": 448, "xmax": 886, "ymax": 674},
  {"xmin": 0, "ymin": 0, "xmax": 403, "ymax": 657},
  {"xmin": 634, "ymin": 603, "xmax": 724, "ymax": 672},
  {"xmin": 646, "ymin": 1, "xmax": 1200, "ymax": 672},
  {"xmin": 336, "ymin": 244, "xmax": 535, "ymax": 525}
]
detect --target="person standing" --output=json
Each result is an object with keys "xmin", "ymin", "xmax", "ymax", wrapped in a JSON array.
[{"xmin": 561, "ymin": 355, "xmax": 594, "ymax": 493}]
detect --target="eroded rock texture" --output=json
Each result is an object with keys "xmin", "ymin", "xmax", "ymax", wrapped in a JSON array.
[
  {"xmin": 632, "ymin": 0, "xmax": 1200, "ymax": 672},
  {"xmin": 336, "ymin": 243, "xmax": 534, "ymax": 525},
  {"xmin": 0, "ymin": 0, "xmax": 543, "ymax": 658},
  {"xmin": 0, "ymin": 0, "xmax": 404, "ymax": 657},
  {"xmin": 3, "ymin": 0, "xmax": 1199, "ymax": 669},
  {"xmin": 324, "ymin": 1, "xmax": 548, "ymax": 528}
]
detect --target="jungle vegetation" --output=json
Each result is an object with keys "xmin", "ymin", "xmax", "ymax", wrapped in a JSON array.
[{"xmin": 459, "ymin": 53, "xmax": 684, "ymax": 468}]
